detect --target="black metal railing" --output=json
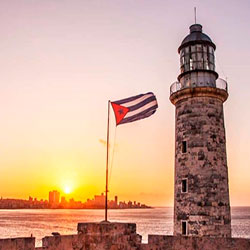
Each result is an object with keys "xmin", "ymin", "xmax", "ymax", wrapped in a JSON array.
[{"xmin": 170, "ymin": 78, "xmax": 228, "ymax": 95}]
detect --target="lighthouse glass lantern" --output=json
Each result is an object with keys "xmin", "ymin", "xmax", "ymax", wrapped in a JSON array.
[{"xmin": 178, "ymin": 24, "xmax": 218, "ymax": 89}]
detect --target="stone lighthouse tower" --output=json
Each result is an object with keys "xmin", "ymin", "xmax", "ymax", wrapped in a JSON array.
[{"xmin": 170, "ymin": 24, "xmax": 231, "ymax": 237}]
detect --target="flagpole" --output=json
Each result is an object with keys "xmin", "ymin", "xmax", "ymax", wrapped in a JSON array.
[{"xmin": 105, "ymin": 100, "xmax": 110, "ymax": 222}]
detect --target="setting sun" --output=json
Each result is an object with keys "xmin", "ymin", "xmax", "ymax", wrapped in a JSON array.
[
  {"xmin": 64, "ymin": 186, "xmax": 72, "ymax": 194},
  {"xmin": 59, "ymin": 172, "xmax": 77, "ymax": 196}
]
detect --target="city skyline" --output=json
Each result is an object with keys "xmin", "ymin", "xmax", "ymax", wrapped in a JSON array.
[
  {"xmin": 1, "ymin": 0, "xmax": 250, "ymax": 206},
  {"xmin": 0, "ymin": 190, "xmax": 150, "ymax": 209}
]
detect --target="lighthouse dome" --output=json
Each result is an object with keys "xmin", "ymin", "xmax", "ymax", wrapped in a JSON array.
[{"xmin": 178, "ymin": 24, "xmax": 216, "ymax": 53}]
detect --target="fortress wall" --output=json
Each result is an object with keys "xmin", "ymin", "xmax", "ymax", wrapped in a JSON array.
[
  {"xmin": 146, "ymin": 234, "xmax": 250, "ymax": 250},
  {"xmin": 41, "ymin": 222, "xmax": 141, "ymax": 250},
  {"xmin": 0, "ymin": 237, "xmax": 35, "ymax": 250},
  {"xmin": 1, "ymin": 222, "xmax": 250, "ymax": 250},
  {"xmin": 77, "ymin": 222, "xmax": 137, "ymax": 235},
  {"xmin": 42, "ymin": 235, "xmax": 78, "ymax": 250},
  {"xmin": 42, "ymin": 235, "xmax": 139, "ymax": 250}
]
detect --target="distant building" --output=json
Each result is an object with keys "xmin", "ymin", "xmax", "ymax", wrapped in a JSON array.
[
  {"xmin": 49, "ymin": 190, "xmax": 60, "ymax": 206},
  {"xmin": 93, "ymin": 193, "xmax": 105, "ymax": 207},
  {"xmin": 61, "ymin": 196, "xmax": 66, "ymax": 206},
  {"xmin": 128, "ymin": 201, "xmax": 132, "ymax": 208}
]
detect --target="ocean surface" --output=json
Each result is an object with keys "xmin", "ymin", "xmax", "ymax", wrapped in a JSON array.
[{"xmin": 0, "ymin": 207, "xmax": 249, "ymax": 247}]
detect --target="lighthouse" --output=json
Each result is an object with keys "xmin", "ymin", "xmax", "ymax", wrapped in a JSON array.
[{"xmin": 170, "ymin": 24, "xmax": 231, "ymax": 237}]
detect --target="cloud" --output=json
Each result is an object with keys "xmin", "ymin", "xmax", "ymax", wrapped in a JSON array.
[
  {"xmin": 99, "ymin": 139, "xmax": 107, "ymax": 146},
  {"xmin": 98, "ymin": 139, "xmax": 118, "ymax": 150},
  {"xmin": 139, "ymin": 192, "xmax": 164, "ymax": 199}
]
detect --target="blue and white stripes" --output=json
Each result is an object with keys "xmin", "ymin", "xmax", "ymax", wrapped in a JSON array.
[{"xmin": 112, "ymin": 92, "xmax": 158, "ymax": 125}]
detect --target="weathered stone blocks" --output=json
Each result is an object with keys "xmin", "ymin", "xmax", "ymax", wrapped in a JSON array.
[
  {"xmin": 42, "ymin": 222, "xmax": 141, "ymax": 250},
  {"xmin": 1, "ymin": 222, "xmax": 250, "ymax": 249},
  {"xmin": 77, "ymin": 222, "xmax": 136, "ymax": 236},
  {"xmin": 0, "ymin": 237, "xmax": 35, "ymax": 250},
  {"xmin": 173, "ymin": 96, "xmax": 231, "ymax": 237}
]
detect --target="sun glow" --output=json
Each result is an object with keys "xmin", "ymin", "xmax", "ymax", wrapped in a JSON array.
[
  {"xmin": 58, "ymin": 170, "xmax": 78, "ymax": 196},
  {"xmin": 64, "ymin": 186, "xmax": 72, "ymax": 194}
]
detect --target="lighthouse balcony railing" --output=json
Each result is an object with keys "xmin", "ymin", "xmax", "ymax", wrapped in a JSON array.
[{"xmin": 170, "ymin": 78, "xmax": 228, "ymax": 95}]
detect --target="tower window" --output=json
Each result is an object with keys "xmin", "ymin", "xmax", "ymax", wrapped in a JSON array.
[
  {"xmin": 181, "ymin": 179, "xmax": 188, "ymax": 193},
  {"xmin": 181, "ymin": 221, "xmax": 188, "ymax": 235},
  {"xmin": 182, "ymin": 141, "xmax": 187, "ymax": 153}
]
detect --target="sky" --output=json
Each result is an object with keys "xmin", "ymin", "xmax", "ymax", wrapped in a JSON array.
[{"xmin": 0, "ymin": 0, "xmax": 250, "ymax": 206}]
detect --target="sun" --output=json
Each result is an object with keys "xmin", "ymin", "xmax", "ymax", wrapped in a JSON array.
[{"xmin": 64, "ymin": 186, "xmax": 71, "ymax": 194}]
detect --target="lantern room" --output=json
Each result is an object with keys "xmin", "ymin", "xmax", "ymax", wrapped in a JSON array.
[{"xmin": 177, "ymin": 24, "xmax": 218, "ymax": 89}]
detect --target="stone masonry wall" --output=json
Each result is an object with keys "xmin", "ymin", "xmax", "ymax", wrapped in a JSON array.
[
  {"xmin": 1, "ymin": 223, "xmax": 250, "ymax": 250},
  {"xmin": 174, "ymin": 96, "xmax": 231, "ymax": 237},
  {"xmin": 0, "ymin": 237, "xmax": 35, "ymax": 250},
  {"xmin": 142, "ymin": 235, "xmax": 250, "ymax": 250},
  {"xmin": 42, "ymin": 222, "xmax": 141, "ymax": 250}
]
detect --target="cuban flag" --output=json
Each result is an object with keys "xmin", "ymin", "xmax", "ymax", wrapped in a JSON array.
[{"xmin": 111, "ymin": 92, "xmax": 158, "ymax": 126}]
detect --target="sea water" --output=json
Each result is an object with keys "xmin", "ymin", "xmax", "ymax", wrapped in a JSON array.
[{"xmin": 0, "ymin": 207, "xmax": 249, "ymax": 247}]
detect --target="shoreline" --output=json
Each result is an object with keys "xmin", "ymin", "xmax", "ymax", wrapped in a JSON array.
[{"xmin": 0, "ymin": 207, "xmax": 153, "ymax": 210}]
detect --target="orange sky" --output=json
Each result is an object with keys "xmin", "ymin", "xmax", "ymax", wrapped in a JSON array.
[{"xmin": 1, "ymin": 0, "xmax": 250, "ymax": 206}]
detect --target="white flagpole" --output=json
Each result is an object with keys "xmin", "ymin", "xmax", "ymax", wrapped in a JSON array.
[{"xmin": 105, "ymin": 100, "xmax": 110, "ymax": 221}]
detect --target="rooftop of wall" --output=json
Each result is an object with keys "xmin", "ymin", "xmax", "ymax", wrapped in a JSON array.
[{"xmin": 77, "ymin": 222, "xmax": 137, "ymax": 235}]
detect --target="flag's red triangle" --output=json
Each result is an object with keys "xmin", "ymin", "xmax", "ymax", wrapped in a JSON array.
[{"xmin": 111, "ymin": 102, "xmax": 130, "ymax": 125}]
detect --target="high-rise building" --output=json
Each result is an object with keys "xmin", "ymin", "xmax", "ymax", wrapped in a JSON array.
[
  {"xmin": 115, "ymin": 196, "xmax": 118, "ymax": 205},
  {"xmin": 49, "ymin": 190, "xmax": 60, "ymax": 205},
  {"xmin": 93, "ymin": 193, "xmax": 105, "ymax": 207},
  {"xmin": 170, "ymin": 24, "xmax": 231, "ymax": 237},
  {"xmin": 61, "ymin": 196, "xmax": 66, "ymax": 204}
]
